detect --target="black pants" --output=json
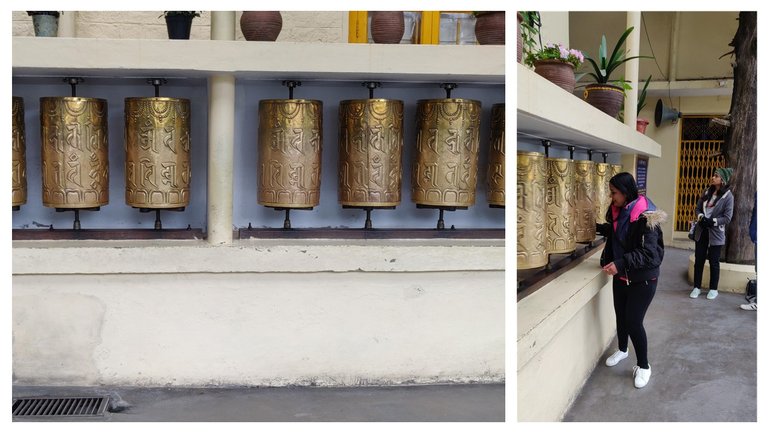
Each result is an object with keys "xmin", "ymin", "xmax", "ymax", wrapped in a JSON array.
[
  {"xmin": 612, "ymin": 277, "xmax": 657, "ymax": 368},
  {"xmin": 694, "ymin": 232, "xmax": 723, "ymax": 291}
]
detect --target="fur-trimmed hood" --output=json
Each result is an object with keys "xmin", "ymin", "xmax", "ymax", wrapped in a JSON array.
[
  {"xmin": 642, "ymin": 209, "xmax": 668, "ymax": 230},
  {"xmin": 626, "ymin": 195, "xmax": 667, "ymax": 230}
]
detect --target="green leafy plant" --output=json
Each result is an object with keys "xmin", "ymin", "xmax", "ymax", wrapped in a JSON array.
[
  {"xmin": 519, "ymin": 11, "xmax": 541, "ymax": 61},
  {"xmin": 637, "ymin": 75, "xmax": 652, "ymax": 115},
  {"xmin": 27, "ymin": 11, "xmax": 60, "ymax": 17},
  {"xmin": 160, "ymin": 11, "xmax": 201, "ymax": 18},
  {"xmin": 583, "ymin": 27, "xmax": 653, "ymax": 84},
  {"xmin": 525, "ymin": 43, "xmax": 585, "ymax": 69}
]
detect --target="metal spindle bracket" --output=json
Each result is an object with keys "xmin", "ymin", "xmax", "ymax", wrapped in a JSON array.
[{"xmin": 282, "ymin": 80, "xmax": 301, "ymax": 99}]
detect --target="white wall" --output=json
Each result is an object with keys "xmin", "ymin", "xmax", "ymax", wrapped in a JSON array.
[{"xmin": 13, "ymin": 240, "xmax": 505, "ymax": 386}]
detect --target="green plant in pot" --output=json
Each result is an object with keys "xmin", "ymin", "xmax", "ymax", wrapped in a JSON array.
[
  {"xmin": 161, "ymin": 11, "xmax": 201, "ymax": 40},
  {"xmin": 582, "ymin": 26, "xmax": 652, "ymax": 118},
  {"xmin": 27, "ymin": 11, "xmax": 60, "ymax": 37},
  {"xmin": 636, "ymin": 75, "xmax": 652, "ymax": 133},
  {"xmin": 525, "ymin": 43, "xmax": 584, "ymax": 93}
]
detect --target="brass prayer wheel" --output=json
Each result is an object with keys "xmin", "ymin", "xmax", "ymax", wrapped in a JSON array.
[
  {"xmin": 258, "ymin": 99, "xmax": 323, "ymax": 208},
  {"xmin": 593, "ymin": 162, "xmax": 611, "ymax": 224},
  {"xmin": 611, "ymin": 163, "xmax": 622, "ymax": 177},
  {"xmin": 124, "ymin": 97, "xmax": 191, "ymax": 209},
  {"xmin": 487, "ymin": 103, "xmax": 505, "ymax": 207},
  {"xmin": 517, "ymin": 151, "xmax": 547, "ymax": 270},
  {"xmin": 338, "ymin": 98, "xmax": 403, "ymax": 207},
  {"xmin": 574, "ymin": 160, "xmax": 596, "ymax": 242},
  {"xmin": 546, "ymin": 158, "xmax": 576, "ymax": 254},
  {"xmin": 12, "ymin": 97, "xmax": 27, "ymax": 207},
  {"xmin": 412, "ymin": 98, "xmax": 481, "ymax": 207},
  {"xmin": 40, "ymin": 97, "xmax": 109, "ymax": 208}
]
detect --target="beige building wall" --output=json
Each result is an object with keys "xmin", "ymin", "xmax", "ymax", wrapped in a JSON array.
[{"xmin": 12, "ymin": 11, "xmax": 347, "ymax": 42}]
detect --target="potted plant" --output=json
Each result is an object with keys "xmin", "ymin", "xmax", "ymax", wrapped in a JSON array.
[
  {"xmin": 473, "ymin": 11, "xmax": 504, "ymax": 45},
  {"xmin": 27, "ymin": 11, "xmax": 60, "ymax": 37},
  {"xmin": 582, "ymin": 27, "xmax": 652, "ymax": 118},
  {"xmin": 241, "ymin": 11, "xmax": 283, "ymax": 41},
  {"xmin": 636, "ymin": 75, "xmax": 652, "ymax": 133},
  {"xmin": 161, "ymin": 11, "xmax": 200, "ymax": 40},
  {"xmin": 525, "ymin": 43, "xmax": 584, "ymax": 93}
]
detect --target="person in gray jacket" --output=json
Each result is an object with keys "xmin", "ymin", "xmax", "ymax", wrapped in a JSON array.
[{"xmin": 690, "ymin": 167, "xmax": 734, "ymax": 300}]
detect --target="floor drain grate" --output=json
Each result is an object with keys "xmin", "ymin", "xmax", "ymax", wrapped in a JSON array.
[{"xmin": 13, "ymin": 396, "xmax": 109, "ymax": 417}]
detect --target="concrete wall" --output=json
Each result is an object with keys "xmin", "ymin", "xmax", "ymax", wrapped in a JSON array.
[
  {"xmin": 13, "ymin": 11, "xmax": 347, "ymax": 42},
  {"xmin": 13, "ymin": 240, "xmax": 504, "ymax": 387},
  {"xmin": 644, "ymin": 95, "xmax": 731, "ymax": 244},
  {"xmin": 517, "ymin": 250, "xmax": 614, "ymax": 421}
]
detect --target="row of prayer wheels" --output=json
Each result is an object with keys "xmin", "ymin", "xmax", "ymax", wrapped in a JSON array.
[
  {"xmin": 12, "ymin": 94, "xmax": 505, "ymax": 220},
  {"xmin": 517, "ymin": 151, "xmax": 621, "ymax": 270}
]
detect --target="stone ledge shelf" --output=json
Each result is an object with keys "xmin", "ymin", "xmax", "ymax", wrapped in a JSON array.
[
  {"xmin": 13, "ymin": 37, "xmax": 505, "ymax": 84},
  {"xmin": 517, "ymin": 63, "xmax": 662, "ymax": 157},
  {"xmin": 12, "ymin": 239, "xmax": 505, "ymax": 275}
]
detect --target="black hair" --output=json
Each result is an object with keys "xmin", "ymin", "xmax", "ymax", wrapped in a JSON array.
[
  {"xmin": 701, "ymin": 183, "xmax": 729, "ymax": 201},
  {"xmin": 609, "ymin": 172, "xmax": 639, "ymax": 203}
]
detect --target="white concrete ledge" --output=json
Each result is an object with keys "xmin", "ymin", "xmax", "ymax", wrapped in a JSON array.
[
  {"xmin": 13, "ymin": 37, "xmax": 504, "ymax": 83},
  {"xmin": 12, "ymin": 239, "xmax": 505, "ymax": 275},
  {"xmin": 517, "ymin": 249, "xmax": 615, "ymax": 421},
  {"xmin": 517, "ymin": 63, "xmax": 662, "ymax": 157}
]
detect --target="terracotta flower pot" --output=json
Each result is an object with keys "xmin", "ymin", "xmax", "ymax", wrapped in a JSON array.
[
  {"xmin": 636, "ymin": 118, "xmax": 650, "ymax": 134},
  {"xmin": 370, "ymin": 11, "xmax": 405, "ymax": 44},
  {"xmin": 240, "ymin": 11, "xmax": 283, "ymax": 41},
  {"xmin": 584, "ymin": 83, "xmax": 625, "ymax": 119},
  {"xmin": 475, "ymin": 11, "xmax": 505, "ymax": 45},
  {"xmin": 533, "ymin": 60, "xmax": 576, "ymax": 93}
]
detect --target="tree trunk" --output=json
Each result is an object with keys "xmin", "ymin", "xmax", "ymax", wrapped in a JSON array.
[{"xmin": 724, "ymin": 11, "xmax": 757, "ymax": 264}]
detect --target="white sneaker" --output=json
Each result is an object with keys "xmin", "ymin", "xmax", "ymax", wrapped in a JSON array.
[
  {"xmin": 605, "ymin": 350, "xmax": 629, "ymax": 367},
  {"xmin": 689, "ymin": 287, "xmax": 701, "ymax": 298},
  {"xmin": 740, "ymin": 302, "xmax": 757, "ymax": 311},
  {"xmin": 633, "ymin": 365, "xmax": 651, "ymax": 388},
  {"xmin": 707, "ymin": 289, "xmax": 718, "ymax": 300}
]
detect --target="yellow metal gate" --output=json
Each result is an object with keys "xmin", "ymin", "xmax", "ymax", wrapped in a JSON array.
[{"xmin": 675, "ymin": 116, "xmax": 726, "ymax": 232}]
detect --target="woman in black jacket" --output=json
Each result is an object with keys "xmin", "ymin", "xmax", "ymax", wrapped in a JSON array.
[{"xmin": 597, "ymin": 172, "xmax": 666, "ymax": 389}]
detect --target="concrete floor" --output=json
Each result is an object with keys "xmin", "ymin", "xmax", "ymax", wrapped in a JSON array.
[
  {"xmin": 563, "ymin": 247, "xmax": 757, "ymax": 422},
  {"xmin": 12, "ymin": 383, "xmax": 504, "ymax": 422}
]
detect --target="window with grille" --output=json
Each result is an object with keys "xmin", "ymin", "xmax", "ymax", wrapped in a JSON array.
[{"xmin": 675, "ymin": 116, "xmax": 726, "ymax": 232}]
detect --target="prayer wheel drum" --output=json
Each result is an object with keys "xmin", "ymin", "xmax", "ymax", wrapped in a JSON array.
[
  {"xmin": 546, "ymin": 158, "xmax": 576, "ymax": 254},
  {"xmin": 593, "ymin": 162, "xmax": 611, "ymax": 224},
  {"xmin": 338, "ymin": 98, "xmax": 404, "ymax": 207},
  {"xmin": 487, "ymin": 103, "xmax": 505, "ymax": 207},
  {"xmin": 412, "ymin": 98, "xmax": 481, "ymax": 207},
  {"xmin": 574, "ymin": 159, "xmax": 596, "ymax": 242},
  {"xmin": 611, "ymin": 163, "xmax": 622, "ymax": 177},
  {"xmin": 517, "ymin": 151, "xmax": 547, "ymax": 270},
  {"xmin": 258, "ymin": 99, "xmax": 323, "ymax": 208},
  {"xmin": 124, "ymin": 97, "xmax": 191, "ymax": 208},
  {"xmin": 12, "ymin": 97, "xmax": 27, "ymax": 207},
  {"xmin": 40, "ymin": 97, "xmax": 109, "ymax": 208}
]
